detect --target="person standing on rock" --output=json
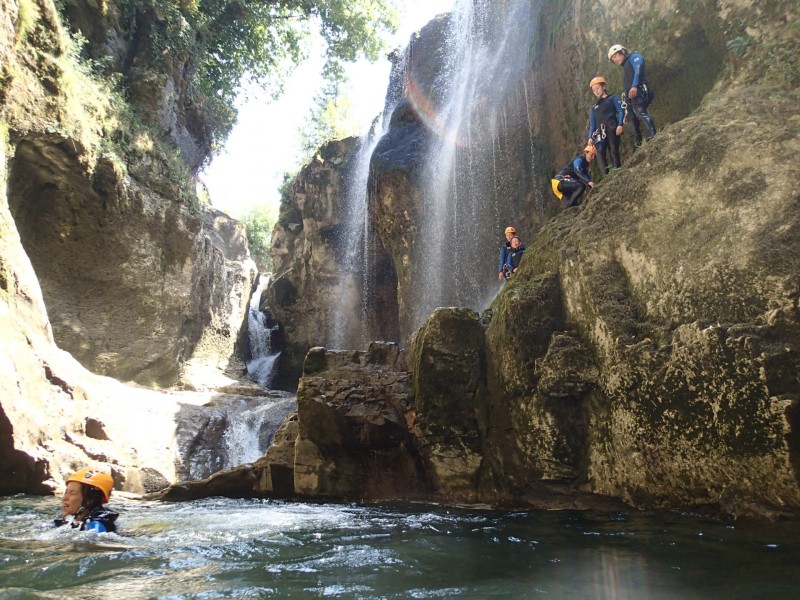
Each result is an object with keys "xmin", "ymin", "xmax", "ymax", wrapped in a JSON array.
[
  {"xmin": 608, "ymin": 44, "xmax": 656, "ymax": 149},
  {"xmin": 551, "ymin": 145, "xmax": 596, "ymax": 208},
  {"xmin": 54, "ymin": 468, "xmax": 119, "ymax": 532},
  {"xmin": 498, "ymin": 226, "xmax": 517, "ymax": 281},
  {"xmin": 588, "ymin": 76, "xmax": 625, "ymax": 174}
]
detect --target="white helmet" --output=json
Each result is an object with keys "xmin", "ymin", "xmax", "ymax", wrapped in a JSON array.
[{"xmin": 608, "ymin": 44, "xmax": 627, "ymax": 61}]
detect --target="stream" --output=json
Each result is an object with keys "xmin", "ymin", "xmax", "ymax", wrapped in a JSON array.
[{"xmin": 2, "ymin": 496, "xmax": 800, "ymax": 598}]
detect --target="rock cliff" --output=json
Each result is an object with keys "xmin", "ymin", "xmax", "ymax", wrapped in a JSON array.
[
  {"xmin": 258, "ymin": 0, "xmax": 800, "ymax": 518},
  {"xmin": 0, "ymin": 0, "xmax": 259, "ymax": 492}
]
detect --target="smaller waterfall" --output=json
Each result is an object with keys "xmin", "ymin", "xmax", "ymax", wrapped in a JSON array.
[
  {"xmin": 176, "ymin": 392, "xmax": 297, "ymax": 480},
  {"xmin": 223, "ymin": 395, "xmax": 296, "ymax": 467},
  {"xmin": 246, "ymin": 274, "xmax": 280, "ymax": 388}
]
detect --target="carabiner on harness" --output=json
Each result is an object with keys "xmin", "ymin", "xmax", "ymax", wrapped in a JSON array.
[{"xmin": 591, "ymin": 124, "xmax": 607, "ymax": 143}]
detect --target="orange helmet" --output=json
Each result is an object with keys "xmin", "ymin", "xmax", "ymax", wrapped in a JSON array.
[
  {"xmin": 583, "ymin": 145, "xmax": 596, "ymax": 161},
  {"xmin": 66, "ymin": 468, "xmax": 114, "ymax": 503},
  {"xmin": 589, "ymin": 76, "xmax": 606, "ymax": 89},
  {"xmin": 504, "ymin": 226, "xmax": 516, "ymax": 234}
]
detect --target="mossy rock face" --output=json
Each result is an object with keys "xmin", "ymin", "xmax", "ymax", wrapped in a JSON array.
[
  {"xmin": 486, "ymin": 272, "xmax": 565, "ymax": 399},
  {"xmin": 411, "ymin": 307, "xmax": 487, "ymax": 442},
  {"xmin": 408, "ymin": 307, "xmax": 488, "ymax": 501},
  {"xmin": 509, "ymin": 62, "xmax": 800, "ymax": 513}
]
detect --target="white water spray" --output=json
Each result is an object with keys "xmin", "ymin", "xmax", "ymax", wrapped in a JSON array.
[{"xmin": 246, "ymin": 274, "xmax": 279, "ymax": 388}]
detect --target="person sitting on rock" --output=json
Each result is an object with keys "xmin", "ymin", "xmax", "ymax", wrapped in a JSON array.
[
  {"xmin": 588, "ymin": 76, "xmax": 625, "ymax": 175},
  {"xmin": 551, "ymin": 145, "xmax": 596, "ymax": 208},
  {"xmin": 55, "ymin": 468, "xmax": 118, "ymax": 532},
  {"xmin": 498, "ymin": 225, "xmax": 517, "ymax": 281},
  {"xmin": 502, "ymin": 235, "xmax": 526, "ymax": 279}
]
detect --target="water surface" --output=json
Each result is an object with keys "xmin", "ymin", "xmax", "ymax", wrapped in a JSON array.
[{"xmin": 2, "ymin": 496, "xmax": 799, "ymax": 598}]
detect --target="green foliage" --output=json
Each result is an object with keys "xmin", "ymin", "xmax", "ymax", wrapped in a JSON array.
[
  {"xmin": 115, "ymin": 0, "xmax": 399, "ymax": 150},
  {"xmin": 243, "ymin": 205, "xmax": 276, "ymax": 272},
  {"xmin": 726, "ymin": 36, "xmax": 750, "ymax": 56},
  {"xmin": 16, "ymin": 0, "xmax": 39, "ymax": 44},
  {"xmin": 300, "ymin": 82, "xmax": 362, "ymax": 156}
]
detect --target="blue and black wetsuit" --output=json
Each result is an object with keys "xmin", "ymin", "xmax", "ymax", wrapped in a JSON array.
[
  {"xmin": 503, "ymin": 245, "xmax": 526, "ymax": 278},
  {"xmin": 498, "ymin": 240, "xmax": 512, "ymax": 276},
  {"xmin": 553, "ymin": 155, "xmax": 593, "ymax": 208},
  {"xmin": 55, "ymin": 507, "xmax": 119, "ymax": 533},
  {"xmin": 621, "ymin": 51, "xmax": 656, "ymax": 147},
  {"xmin": 589, "ymin": 93, "xmax": 625, "ymax": 173}
]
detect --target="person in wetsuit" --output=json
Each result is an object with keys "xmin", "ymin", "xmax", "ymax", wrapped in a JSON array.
[
  {"xmin": 55, "ymin": 468, "xmax": 119, "ymax": 532},
  {"xmin": 588, "ymin": 76, "xmax": 625, "ymax": 174},
  {"xmin": 608, "ymin": 44, "xmax": 656, "ymax": 149},
  {"xmin": 551, "ymin": 145, "xmax": 596, "ymax": 208},
  {"xmin": 498, "ymin": 226, "xmax": 517, "ymax": 281},
  {"xmin": 502, "ymin": 235, "xmax": 526, "ymax": 279}
]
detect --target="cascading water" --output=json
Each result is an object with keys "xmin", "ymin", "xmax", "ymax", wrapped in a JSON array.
[
  {"xmin": 400, "ymin": 0, "xmax": 542, "ymax": 331},
  {"xmin": 328, "ymin": 130, "xmax": 384, "ymax": 350},
  {"xmin": 246, "ymin": 274, "xmax": 280, "ymax": 388},
  {"xmin": 222, "ymin": 394, "xmax": 296, "ymax": 468},
  {"xmin": 329, "ymin": 62, "xmax": 410, "ymax": 347}
]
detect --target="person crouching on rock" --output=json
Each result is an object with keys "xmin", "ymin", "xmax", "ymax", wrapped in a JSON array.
[
  {"xmin": 55, "ymin": 468, "xmax": 118, "ymax": 532},
  {"xmin": 498, "ymin": 225, "xmax": 517, "ymax": 281},
  {"xmin": 551, "ymin": 145, "xmax": 596, "ymax": 208},
  {"xmin": 502, "ymin": 235, "xmax": 526, "ymax": 280}
]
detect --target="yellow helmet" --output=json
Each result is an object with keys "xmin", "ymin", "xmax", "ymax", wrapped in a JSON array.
[
  {"xmin": 66, "ymin": 468, "xmax": 114, "ymax": 503},
  {"xmin": 504, "ymin": 226, "xmax": 516, "ymax": 234},
  {"xmin": 589, "ymin": 76, "xmax": 606, "ymax": 89},
  {"xmin": 608, "ymin": 44, "xmax": 627, "ymax": 61},
  {"xmin": 584, "ymin": 145, "xmax": 597, "ymax": 161}
]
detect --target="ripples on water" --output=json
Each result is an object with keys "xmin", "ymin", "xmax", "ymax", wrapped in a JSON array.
[{"xmin": 1, "ymin": 496, "xmax": 800, "ymax": 598}]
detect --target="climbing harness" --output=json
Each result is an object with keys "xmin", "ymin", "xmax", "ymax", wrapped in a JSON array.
[{"xmin": 591, "ymin": 124, "xmax": 607, "ymax": 144}]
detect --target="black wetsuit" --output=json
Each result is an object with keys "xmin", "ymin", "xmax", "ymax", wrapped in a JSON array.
[
  {"xmin": 621, "ymin": 51, "xmax": 656, "ymax": 147},
  {"xmin": 55, "ymin": 507, "xmax": 119, "ymax": 532},
  {"xmin": 554, "ymin": 155, "xmax": 593, "ymax": 208},
  {"xmin": 589, "ymin": 94, "xmax": 624, "ymax": 173}
]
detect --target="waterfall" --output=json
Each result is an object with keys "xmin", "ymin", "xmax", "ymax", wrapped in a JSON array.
[
  {"xmin": 177, "ymin": 391, "xmax": 297, "ymax": 480},
  {"xmin": 405, "ymin": 0, "xmax": 542, "ymax": 330},
  {"xmin": 328, "ymin": 130, "xmax": 384, "ymax": 349},
  {"xmin": 329, "ymin": 69, "xmax": 407, "ymax": 347},
  {"xmin": 246, "ymin": 274, "xmax": 279, "ymax": 388},
  {"xmin": 222, "ymin": 394, "xmax": 296, "ymax": 467}
]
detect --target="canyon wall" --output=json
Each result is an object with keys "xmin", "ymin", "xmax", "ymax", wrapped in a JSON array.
[
  {"xmin": 0, "ymin": 0, "xmax": 257, "ymax": 492},
  {"xmin": 257, "ymin": 0, "xmax": 800, "ymax": 517}
]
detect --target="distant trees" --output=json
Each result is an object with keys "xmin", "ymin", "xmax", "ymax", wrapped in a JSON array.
[
  {"xmin": 300, "ymin": 89, "xmax": 362, "ymax": 157},
  {"xmin": 243, "ymin": 205, "xmax": 275, "ymax": 273}
]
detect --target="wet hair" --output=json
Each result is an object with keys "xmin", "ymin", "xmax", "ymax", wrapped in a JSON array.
[{"xmin": 80, "ymin": 484, "xmax": 106, "ymax": 513}]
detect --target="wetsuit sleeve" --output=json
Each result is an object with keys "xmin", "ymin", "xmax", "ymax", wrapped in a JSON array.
[
  {"xmin": 499, "ymin": 246, "xmax": 507, "ymax": 272},
  {"xmin": 613, "ymin": 95, "xmax": 624, "ymax": 124},
  {"xmin": 84, "ymin": 520, "xmax": 107, "ymax": 533},
  {"xmin": 572, "ymin": 157, "xmax": 592, "ymax": 185},
  {"xmin": 588, "ymin": 108, "xmax": 596, "ymax": 138},
  {"xmin": 629, "ymin": 53, "xmax": 645, "ymax": 87}
]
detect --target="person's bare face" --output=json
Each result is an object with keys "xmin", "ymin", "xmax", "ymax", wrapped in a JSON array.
[
  {"xmin": 610, "ymin": 52, "xmax": 624, "ymax": 66},
  {"xmin": 511, "ymin": 237, "xmax": 521, "ymax": 249},
  {"xmin": 591, "ymin": 83, "xmax": 605, "ymax": 97},
  {"xmin": 62, "ymin": 481, "xmax": 83, "ymax": 516},
  {"xmin": 505, "ymin": 231, "xmax": 515, "ymax": 241}
]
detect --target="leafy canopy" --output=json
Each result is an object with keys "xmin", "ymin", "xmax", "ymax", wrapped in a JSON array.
[{"xmin": 120, "ymin": 0, "xmax": 399, "ymax": 149}]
